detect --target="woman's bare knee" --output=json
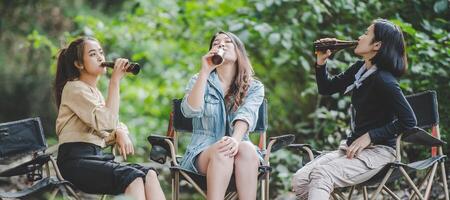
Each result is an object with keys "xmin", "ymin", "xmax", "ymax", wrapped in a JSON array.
[
  {"xmin": 210, "ymin": 147, "xmax": 234, "ymax": 164},
  {"xmin": 292, "ymin": 172, "xmax": 309, "ymax": 194},
  {"xmin": 197, "ymin": 143, "xmax": 234, "ymax": 174},
  {"xmin": 235, "ymin": 142, "xmax": 258, "ymax": 164},
  {"xmin": 206, "ymin": 142, "xmax": 232, "ymax": 163},
  {"xmin": 145, "ymin": 170, "xmax": 158, "ymax": 182}
]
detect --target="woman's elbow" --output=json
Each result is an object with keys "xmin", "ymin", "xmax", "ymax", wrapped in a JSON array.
[
  {"xmin": 181, "ymin": 102, "xmax": 203, "ymax": 118},
  {"xmin": 95, "ymin": 120, "xmax": 117, "ymax": 133},
  {"xmin": 318, "ymin": 89, "xmax": 326, "ymax": 95},
  {"xmin": 405, "ymin": 115, "xmax": 417, "ymax": 129},
  {"xmin": 182, "ymin": 110, "xmax": 202, "ymax": 118},
  {"xmin": 93, "ymin": 109, "xmax": 118, "ymax": 131},
  {"xmin": 410, "ymin": 116, "xmax": 418, "ymax": 128},
  {"xmin": 317, "ymin": 87, "xmax": 332, "ymax": 95}
]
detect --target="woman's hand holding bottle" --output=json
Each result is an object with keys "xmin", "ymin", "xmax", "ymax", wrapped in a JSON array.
[
  {"xmin": 110, "ymin": 58, "xmax": 130, "ymax": 83},
  {"xmin": 200, "ymin": 46, "xmax": 228, "ymax": 75},
  {"xmin": 315, "ymin": 38, "xmax": 334, "ymax": 66}
]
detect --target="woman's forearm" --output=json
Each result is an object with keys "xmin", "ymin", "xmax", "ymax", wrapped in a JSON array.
[
  {"xmin": 105, "ymin": 80, "xmax": 120, "ymax": 115},
  {"xmin": 232, "ymin": 120, "xmax": 249, "ymax": 141},
  {"xmin": 186, "ymin": 71, "xmax": 209, "ymax": 110}
]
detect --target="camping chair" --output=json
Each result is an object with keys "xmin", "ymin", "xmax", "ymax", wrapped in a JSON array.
[
  {"xmin": 289, "ymin": 90, "xmax": 448, "ymax": 200},
  {"xmin": 147, "ymin": 99, "xmax": 295, "ymax": 200},
  {"xmin": 0, "ymin": 117, "xmax": 79, "ymax": 200}
]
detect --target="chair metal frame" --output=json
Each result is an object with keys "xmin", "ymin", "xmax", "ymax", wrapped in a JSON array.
[
  {"xmin": 290, "ymin": 90, "xmax": 449, "ymax": 200},
  {"xmin": 148, "ymin": 99, "xmax": 295, "ymax": 200}
]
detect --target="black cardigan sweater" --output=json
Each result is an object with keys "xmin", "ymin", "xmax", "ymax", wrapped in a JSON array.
[{"xmin": 315, "ymin": 60, "xmax": 417, "ymax": 148}]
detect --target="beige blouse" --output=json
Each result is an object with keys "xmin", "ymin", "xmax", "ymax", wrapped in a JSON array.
[{"xmin": 56, "ymin": 80, "xmax": 127, "ymax": 147}]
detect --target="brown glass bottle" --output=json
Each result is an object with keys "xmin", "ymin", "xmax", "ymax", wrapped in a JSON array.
[
  {"xmin": 313, "ymin": 39, "xmax": 358, "ymax": 53},
  {"xmin": 101, "ymin": 61, "xmax": 141, "ymax": 75},
  {"xmin": 211, "ymin": 47, "xmax": 225, "ymax": 65}
]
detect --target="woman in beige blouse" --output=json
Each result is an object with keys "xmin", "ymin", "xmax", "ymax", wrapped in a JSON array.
[{"xmin": 54, "ymin": 37, "xmax": 165, "ymax": 200}]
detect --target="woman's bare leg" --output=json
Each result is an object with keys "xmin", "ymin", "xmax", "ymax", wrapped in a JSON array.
[
  {"xmin": 144, "ymin": 170, "xmax": 166, "ymax": 200},
  {"xmin": 234, "ymin": 141, "xmax": 259, "ymax": 200},
  {"xmin": 125, "ymin": 178, "xmax": 146, "ymax": 200},
  {"xmin": 197, "ymin": 142, "xmax": 234, "ymax": 200}
]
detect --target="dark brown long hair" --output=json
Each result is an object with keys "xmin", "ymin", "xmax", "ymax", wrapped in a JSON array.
[
  {"xmin": 54, "ymin": 37, "xmax": 98, "ymax": 108},
  {"xmin": 209, "ymin": 31, "xmax": 255, "ymax": 111}
]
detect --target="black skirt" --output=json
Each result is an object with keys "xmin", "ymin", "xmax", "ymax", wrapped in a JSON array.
[{"xmin": 57, "ymin": 142, "xmax": 156, "ymax": 195}]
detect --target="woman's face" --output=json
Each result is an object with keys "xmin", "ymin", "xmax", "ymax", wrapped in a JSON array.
[
  {"xmin": 354, "ymin": 24, "xmax": 380, "ymax": 57},
  {"xmin": 79, "ymin": 40, "xmax": 106, "ymax": 75},
  {"xmin": 211, "ymin": 33, "xmax": 237, "ymax": 63}
]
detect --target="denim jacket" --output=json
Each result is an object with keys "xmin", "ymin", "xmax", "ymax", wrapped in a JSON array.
[{"xmin": 179, "ymin": 71, "xmax": 265, "ymax": 173}]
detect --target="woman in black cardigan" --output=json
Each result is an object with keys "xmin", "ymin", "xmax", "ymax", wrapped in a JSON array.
[{"xmin": 292, "ymin": 19, "xmax": 417, "ymax": 200}]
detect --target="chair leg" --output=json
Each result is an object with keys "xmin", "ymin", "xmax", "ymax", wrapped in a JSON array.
[
  {"xmin": 382, "ymin": 186, "xmax": 401, "ymax": 200},
  {"xmin": 440, "ymin": 161, "xmax": 449, "ymax": 200},
  {"xmin": 400, "ymin": 167, "xmax": 425, "ymax": 200},
  {"xmin": 265, "ymin": 173, "xmax": 270, "ymax": 200},
  {"xmin": 45, "ymin": 162, "xmax": 51, "ymax": 177},
  {"xmin": 370, "ymin": 167, "xmax": 394, "ymax": 200},
  {"xmin": 65, "ymin": 185, "xmax": 79, "ymax": 200},
  {"xmin": 60, "ymin": 185, "xmax": 72, "ymax": 200},
  {"xmin": 363, "ymin": 186, "xmax": 368, "ymax": 200},
  {"xmin": 179, "ymin": 171, "xmax": 206, "ymax": 198},
  {"xmin": 49, "ymin": 187, "xmax": 59, "ymax": 200},
  {"xmin": 225, "ymin": 192, "xmax": 238, "ymax": 200},
  {"xmin": 49, "ymin": 157, "xmax": 80, "ymax": 200},
  {"xmin": 331, "ymin": 192, "xmax": 340, "ymax": 200},
  {"xmin": 224, "ymin": 192, "xmax": 233, "ymax": 200},
  {"xmin": 347, "ymin": 186, "xmax": 354, "ymax": 200},
  {"xmin": 232, "ymin": 192, "xmax": 239, "ymax": 200},
  {"xmin": 423, "ymin": 163, "xmax": 438, "ymax": 200},
  {"xmin": 49, "ymin": 185, "xmax": 75, "ymax": 200},
  {"xmin": 260, "ymin": 178, "xmax": 265, "ymax": 200},
  {"xmin": 409, "ymin": 165, "xmax": 434, "ymax": 200},
  {"xmin": 172, "ymin": 171, "xmax": 180, "ymax": 200},
  {"xmin": 334, "ymin": 190, "xmax": 346, "ymax": 200}
]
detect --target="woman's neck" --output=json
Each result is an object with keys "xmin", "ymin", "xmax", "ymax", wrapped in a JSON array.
[
  {"xmin": 216, "ymin": 63, "xmax": 237, "ymax": 93},
  {"xmin": 79, "ymin": 73, "xmax": 99, "ymax": 87},
  {"xmin": 364, "ymin": 59, "xmax": 374, "ymax": 70},
  {"xmin": 363, "ymin": 51, "xmax": 377, "ymax": 69}
]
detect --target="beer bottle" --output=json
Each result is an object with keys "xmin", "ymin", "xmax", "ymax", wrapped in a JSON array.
[
  {"xmin": 101, "ymin": 61, "xmax": 141, "ymax": 75},
  {"xmin": 313, "ymin": 39, "xmax": 358, "ymax": 53}
]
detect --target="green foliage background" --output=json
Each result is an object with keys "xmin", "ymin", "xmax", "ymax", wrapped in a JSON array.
[{"xmin": 0, "ymin": 0, "xmax": 448, "ymax": 198}]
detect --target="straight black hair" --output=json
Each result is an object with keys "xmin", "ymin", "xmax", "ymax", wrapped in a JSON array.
[{"xmin": 370, "ymin": 19, "xmax": 408, "ymax": 77}]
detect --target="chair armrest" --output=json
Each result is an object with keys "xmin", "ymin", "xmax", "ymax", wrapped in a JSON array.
[
  {"xmin": 267, "ymin": 134, "xmax": 296, "ymax": 153},
  {"xmin": 46, "ymin": 145, "xmax": 59, "ymax": 155},
  {"xmin": 287, "ymin": 144, "xmax": 321, "ymax": 162},
  {"xmin": 263, "ymin": 134, "xmax": 295, "ymax": 164},
  {"xmin": 0, "ymin": 154, "xmax": 51, "ymax": 177},
  {"xmin": 147, "ymin": 135, "xmax": 177, "ymax": 165},
  {"xmin": 287, "ymin": 144, "xmax": 322, "ymax": 154},
  {"xmin": 402, "ymin": 127, "xmax": 446, "ymax": 146}
]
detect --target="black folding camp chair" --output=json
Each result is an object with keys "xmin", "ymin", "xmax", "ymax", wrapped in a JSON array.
[
  {"xmin": 0, "ymin": 117, "xmax": 79, "ymax": 200},
  {"xmin": 289, "ymin": 90, "xmax": 448, "ymax": 200},
  {"xmin": 148, "ymin": 99, "xmax": 295, "ymax": 200}
]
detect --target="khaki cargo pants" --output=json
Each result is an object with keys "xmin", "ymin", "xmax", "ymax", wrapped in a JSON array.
[{"xmin": 291, "ymin": 141, "xmax": 396, "ymax": 200}]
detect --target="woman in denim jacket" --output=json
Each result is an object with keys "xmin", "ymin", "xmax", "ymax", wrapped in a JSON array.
[{"xmin": 180, "ymin": 31, "xmax": 264, "ymax": 200}]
